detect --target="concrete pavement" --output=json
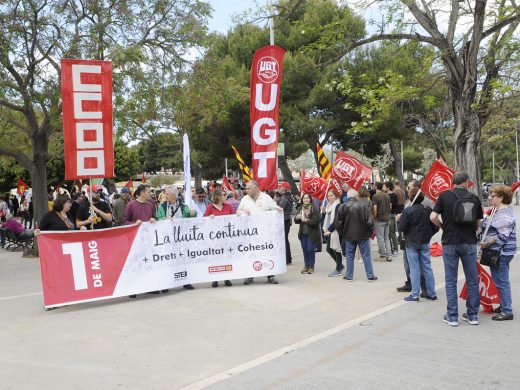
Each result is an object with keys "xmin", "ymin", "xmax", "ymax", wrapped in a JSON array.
[{"xmin": 0, "ymin": 209, "xmax": 518, "ymax": 389}]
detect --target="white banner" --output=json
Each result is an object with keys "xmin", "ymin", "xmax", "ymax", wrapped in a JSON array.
[{"xmin": 114, "ymin": 211, "xmax": 286, "ymax": 295}]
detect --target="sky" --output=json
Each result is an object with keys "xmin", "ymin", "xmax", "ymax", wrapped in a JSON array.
[{"xmin": 207, "ymin": 0, "xmax": 261, "ymax": 33}]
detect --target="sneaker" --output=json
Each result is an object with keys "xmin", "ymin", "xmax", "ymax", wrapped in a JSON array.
[
  {"xmin": 306, "ymin": 267, "xmax": 315, "ymax": 274},
  {"xmin": 212, "ymin": 281, "xmax": 218, "ymax": 288},
  {"xmin": 183, "ymin": 284, "xmax": 195, "ymax": 290},
  {"xmin": 396, "ymin": 285, "xmax": 412, "ymax": 292},
  {"xmin": 462, "ymin": 313, "xmax": 479, "ymax": 325},
  {"xmin": 224, "ymin": 280, "xmax": 232, "ymax": 287},
  {"xmin": 244, "ymin": 278, "xmax": 254, "ymax": 285},
  {"xmin": 161, "ymin": 289, "xmax": 169, "ymax": 293},
  {"xmin": 301, "ymin": 267, "xmax": 309, "ymax": 274},
  {"xmin": 343, "ymin": 276, "xmax": 353, "ymax": 281},
  {"xmin": 404, "ymin": 295, "xmax": 419, "ymax": 302},
  {"xmin": 267, "ymin": 276, "xmax": 279, "ymax": 284},
  {"xmin": 368, "ymin": 276, "xmax": 378, "ymax": 281},
  {"xmin": 492, "ymin": 313, "xmax": 514, "ymax": 321},
  {"xmin": 129, "ymin": 295, "xmax": 137, "ymax": 299},
  {"xmin": 390, "ymin": 252, "xmax": 399, "ymax": 257},
  {"xmin": 425, "ymin": 295, "xmax": 438, "ymax": 301},
  {"xmin": 386, "ymin": 257, "xmax": 392, "ymax": 262},
  {"xmin": 378, "ymin": 255, "xmax": 388, "ymax": 261},
  {"xmin": 443, "ymin": 315, "xmax": 459, "ymax": 327},
  {"xmin": 328, "ymin": 270, "xmax": 342, "ymax": 277}
]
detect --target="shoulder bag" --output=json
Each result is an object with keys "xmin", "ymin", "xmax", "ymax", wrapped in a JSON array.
[{"xmin": 479, "ymin": 208, "xmax": 500, "ymax": 268}]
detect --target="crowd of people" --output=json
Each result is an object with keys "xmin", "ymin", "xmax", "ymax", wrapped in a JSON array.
[{"xmin": 0, "ymin": 172, "xmax": 516, "ymax": 323}]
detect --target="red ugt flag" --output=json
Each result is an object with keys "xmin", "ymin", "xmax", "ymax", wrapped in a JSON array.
[
  {"xmin": 300, "ymin": 170, "xmax": 328, "ymax": 201},
  {"xmin": 331, "ymin": 151, "xmax": 372, "ymax": 191},
  {"xmin": 421, "ymin": 160, "xmax": 455, "ymax": 201},
  {"xmin": 250, "ymin": 45, "xmax": 286, "ymax": 191}
]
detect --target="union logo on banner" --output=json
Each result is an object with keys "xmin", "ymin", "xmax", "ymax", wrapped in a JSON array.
[
  {"xmin": 421, "ymin": 159, "xmax": 455, "ymax": 201},
  {"xmin": 257, "ymin": 56, "xmax": 280, "ymax": 83},
  {"xmin": 331, "ymin": 151, "xmax": 372, "ymax": 191}
]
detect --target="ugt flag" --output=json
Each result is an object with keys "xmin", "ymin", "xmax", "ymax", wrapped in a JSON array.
[
  {"xmin": 331, "ymin": 151, "xmax": 372, "ymax": 191},
  {"xmin": 300, "ymin": 170, "xmax": 328, "ymax": 201}
]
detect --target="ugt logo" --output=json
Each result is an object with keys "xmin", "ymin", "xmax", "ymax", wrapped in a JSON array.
[
  {"xmin": 429, "ymin": 172, "xmax": 452, "ymax": 198},
  {"xmin": 257, "ymin": 56, "xmax": 279, "ymax": 83}
]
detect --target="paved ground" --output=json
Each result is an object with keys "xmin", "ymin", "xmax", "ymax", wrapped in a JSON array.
[{"xmin": 1, "ymin": 209, "xmax": 519, "ymax": 390}]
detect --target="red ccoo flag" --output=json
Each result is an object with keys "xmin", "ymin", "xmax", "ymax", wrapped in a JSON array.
[
  {"xmin": 300, "ymin": 170, "xmax": 328, "ymax": 201},
  {"xmin": 17, "ymin": 178, "xmax": 29, "ymax": 196},
  {"xmin": 222, "ymin": 176, "xmax": 237, "ymax": 197}
]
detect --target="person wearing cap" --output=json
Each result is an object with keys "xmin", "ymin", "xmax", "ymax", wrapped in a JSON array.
[
  {"xmin": 278, "ymin": 181, "xmax": 294, "ymax": 265},
  {"xmin": 113, "ymin": 187, "xmax": 131, "ymax": 226}
]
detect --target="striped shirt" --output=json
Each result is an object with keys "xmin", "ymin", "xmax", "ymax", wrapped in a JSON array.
[{"xmin": 482, "ymin": 206, "xmax": 516, "ymax": 256}]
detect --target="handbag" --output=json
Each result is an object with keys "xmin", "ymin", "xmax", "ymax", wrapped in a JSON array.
[
  {"xmin": 479, "ymin": 208, "xmax": 500, "ymax": 268},
  {"xmin": 480, "ymin": 248, "xmax": 500, "ymax": 268}
]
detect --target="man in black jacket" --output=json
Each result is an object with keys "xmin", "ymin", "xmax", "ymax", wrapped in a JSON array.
[
  {"xmin": 335, "ymin": 189, "xmax": 378, "ymax": 281},
  {"xmin": 278, "ymin": 182, "xmax": 294, "ymax": 265}
]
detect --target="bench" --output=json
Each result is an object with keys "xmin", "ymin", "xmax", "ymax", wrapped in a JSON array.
[{"xmin": 0, "ymin": 227, "xmax": 34, "ymax": 252}]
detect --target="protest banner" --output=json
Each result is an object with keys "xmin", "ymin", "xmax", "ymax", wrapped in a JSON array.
[
  {"xmin": 38, "ymin": 211, "xmax": 286, "ymax": 308},
  {"xmin": 250, "ymin": 45, "xmax": 285, "ymax": 191},
  {"xmin": 61, "ymin": 59, "xmax": 114, "ymax": 180},
  {"xmin": 331, "ymin": 151, "xmax": 372, "ymax": 191}
]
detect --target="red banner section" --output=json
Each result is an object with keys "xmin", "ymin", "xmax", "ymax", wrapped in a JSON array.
[
  {"xmin": 300, "ymin": 170, "xmax": 328, "ymax": 201},
  {"xmin": 421, "ymin": 159, "xmax": 474, "ymax": 201},
  {"xmin": 38, "ymin": 225, "xmax": 139, "ymax": 307},
  {"xmin": 61, "ymin": 59, "xmax": 114, "ymax": 180},
  {"xmin": 331, "ymin": 151, "xmax": 372, "ymax": 191},
  {"xmin": 460, "ymin": 262, "xmax": 500, "ymax": 313},
  {"xmin": 250, "ymin": 45, "xmax": 285, "ymax": 191}
]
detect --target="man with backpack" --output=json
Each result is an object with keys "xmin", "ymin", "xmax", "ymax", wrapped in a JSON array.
[{"xmin": 430, "ymin": 172, "xmax": 483, "ymax": 327}]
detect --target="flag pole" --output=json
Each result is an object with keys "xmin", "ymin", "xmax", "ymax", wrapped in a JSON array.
[
  {"xmin": 268, "ymin": 0, "xmax": 274, "ymax": 45},
  {"xmin": 89, "ymin": 177, "xmax": 94, "ymax": 230}
]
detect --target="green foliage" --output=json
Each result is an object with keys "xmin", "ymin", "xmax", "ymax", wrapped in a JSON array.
[
  {"xmin": 149, "ymin": 175, "xmax": 180, "ymax": 188},
  {"xmin": 138, "ymin": 132, "xmax": 182, "ymax": 174}
]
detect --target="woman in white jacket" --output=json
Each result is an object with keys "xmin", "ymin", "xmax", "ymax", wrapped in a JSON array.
[{"xmin": 323, "ymin": 189, "xmax": 344, "ymax": 276}]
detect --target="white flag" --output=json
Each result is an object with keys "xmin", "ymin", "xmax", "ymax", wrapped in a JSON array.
[{"xmin": 183, "ymin": 133, "xmax": 193, "ymax": 208}]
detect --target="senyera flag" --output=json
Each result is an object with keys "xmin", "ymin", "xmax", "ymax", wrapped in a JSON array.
[
  {"xmin": 250, "ymin": 45, "xmax": 286, "ymax": 191},
  {"xmin": 460, "ymin": 262, "xmax": 500, "ymax": 313},
  {"xmin": 61, "ymin": 59, "xmax": 114, "ymax": 180},
  {"xmin": 331, "ymin": 151, "xmax": 372, "ymax": 191},
  {"xmin": 421, "ymin": 159, "xmax": 474, "ymax": 201},
  {"xmin": 300, "ymin": 170, "xmax": 328, "ymax": 201}
]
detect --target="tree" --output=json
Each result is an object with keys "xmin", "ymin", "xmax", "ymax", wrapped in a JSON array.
[
  {"xmin": 0, "ymin": 0, "xmax": 209, "ymax": 227},
  {"xmin": 301, "ymin": 0, "xmax": 520, "ymax": 192}
]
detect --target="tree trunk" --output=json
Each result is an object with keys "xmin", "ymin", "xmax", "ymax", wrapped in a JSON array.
[
  {"xmin": 389, "ymin": 139, "xmax": 404, "ymax": 184},
  {"xmin": 278, "ymin": 155, "xmax": 298, "ymax": 194},
  {"xmin": 453, "ymin": 101, "xmax": 481, "ymax": 196},
  {"xmin": 193, "ymin": 162, "xmax": 202, "ymax": 189}
]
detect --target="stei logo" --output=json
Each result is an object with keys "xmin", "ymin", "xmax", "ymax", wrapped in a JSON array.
[
  {"xmin": 257, "ymin": 56, "xmax": 279, "ymax": 83},
  {"xmin": 208, "ymin": 265, "xmax": 233, "ymax": 273},
  {"xmin": 174, "ymin": 270, "xmax": 188, "ymax": 280}
]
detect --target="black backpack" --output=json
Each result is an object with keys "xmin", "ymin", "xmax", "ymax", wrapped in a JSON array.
[{"xmin": 451, "ymin": 189, "xmax": 478, "ymax": 224}]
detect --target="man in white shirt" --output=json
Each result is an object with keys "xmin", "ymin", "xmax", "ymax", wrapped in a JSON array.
[{"xmin": 237, "ymin": 180, "xmax": 282, "ymax": 285}]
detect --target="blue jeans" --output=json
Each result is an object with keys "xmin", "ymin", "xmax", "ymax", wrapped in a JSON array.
[
  {"xmin": 406, "ymin": 244, "xmax": 436, "ymax": 299},
  {"xmin": 490, "ymin": 255, "xmax": 514, "ymax": 315},
  {"xmin": 300, "ymin": 234, "xmax": 316, "ymax": 268},
  {"xmin": 442, "ymin": 244, "xmax": 479, "ymax": 320},
  {"xmin": 344, "ymin": 240, "xmax": 375, "ymax": 279}
]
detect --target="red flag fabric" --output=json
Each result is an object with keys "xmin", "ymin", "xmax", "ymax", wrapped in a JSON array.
[
  {"xmin": 124, "ymin": 178, "xmax": 133, "ymax": 188},
  {"xmin": 331, "ymin": 151, "xmax": 372, "ymax": 191},
  {"xmin": 329, "ymin": 177, "xmax": 343, "ymax": 197},
  {"xmin": 222, "ymin": 176, "xmax": 237, "ymax": 197},
  {"xmin": 17, "ymin": 178, "xmax": 29, "ymax": 196},
  {"xmin": 61, "ymin": 59, "xmax": 114, "ymax": 180},
  {"xmin": 430, "ymin": 242, "xmax": 443, "ymax": 257},
  {"xmin": 300, "ymin": 170, "xmax": 328, "ymax": 201},
  {"xmin": 420, "ymin": 160, "xmax": 455, "ymax": 202},
  {"xmin": 460, "ymin": 262, "xmax": 501, "ymax": 313},
  {"xmin": 250, "ymin": 45, "xmax": 286, "ymax": 191},
  {"xmin": 141, "ymin": 173, "xmax": 146, "ymax": 183}
]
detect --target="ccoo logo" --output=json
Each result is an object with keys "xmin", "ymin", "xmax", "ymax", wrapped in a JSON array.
[{"xmin": 257, "ymin": 56, "xmax": 279, "ymax": 83}]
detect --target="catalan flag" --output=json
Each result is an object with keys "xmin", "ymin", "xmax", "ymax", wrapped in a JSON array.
[
  {"xmin": 316, "ymin": 143, "xmax": 332, "ymax": 180},
  {"xmin": 231, "ymin": 145, "xmax": 253, "ymax": 183}
]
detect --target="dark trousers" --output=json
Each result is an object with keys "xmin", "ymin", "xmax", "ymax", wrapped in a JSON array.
[
  {"xmin": 326, "ymin": 239, "xmax": 343, "ymax": 271},
  {"xmin": 284, "ymin": 219, "xmax": 292, "ymax": 264}
]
